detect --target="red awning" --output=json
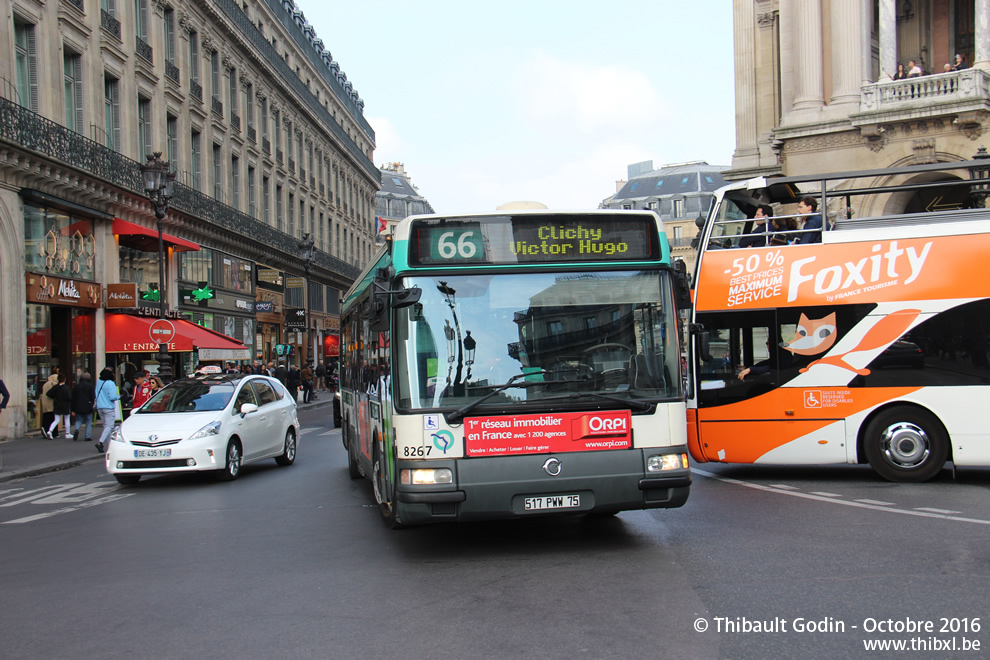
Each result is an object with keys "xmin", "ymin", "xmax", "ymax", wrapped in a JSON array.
[
  {"xmin": 112, "ymin": 218, "xmax": 200, "ymax": 252},
  {"xmin": 105, "ymin": 315, "xmax": 246, "ymax": 353}
]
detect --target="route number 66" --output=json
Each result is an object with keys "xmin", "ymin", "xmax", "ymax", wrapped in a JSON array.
[{"xmin": 437, "ymin": 231, "xmax": 478, "ymax": 260}]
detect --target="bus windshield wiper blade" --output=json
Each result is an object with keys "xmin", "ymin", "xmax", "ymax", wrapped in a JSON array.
[
  {"xmin": 538, "ymin": 391, "xmax": 653, "ymax": 411},
  {"xmin": 446, "ymin": 370, "xmax": 548, "ymax": 424}
]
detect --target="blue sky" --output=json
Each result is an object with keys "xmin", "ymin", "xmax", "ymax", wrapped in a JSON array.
[{"xmin": 300, "ymin": 1, "xmax": 735, "ymax": 214}]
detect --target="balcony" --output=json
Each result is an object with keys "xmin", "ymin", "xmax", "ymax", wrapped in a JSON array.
[
  {"xmin": 852, "ymin": 69, "xmax": 990, "ymax": 139},
  {"xmin": 165, "ymin": 61, "xmax": 180, "ymax": 84},
  {"xmin": 289, "ymin": 158, "xmax": 295, "ymax": 173},
  {"xmin": 100, "ymin": 9, "xmax": 121, "ymax": 40},
  {"xmin": 247, "ymin": 126, "xmax": 256, "ymax": 142},
  {"xmin": 276, "ymin": 148, "xmax": 283, "ymax": 164},
  {"xmin": 190, "ymin": 79, "xmax": 203, "ymax": 102},
  {"xmin": 0, "ymin": 96, "xmax": 360, "ymax": 279},
  {"xmin": 262, "ymin": 137, "xmax": 270, "ymax": 154},
  {"xmin": 135, "ymin": 36, "xmax": 153, "ymax": 63},
  {"xmin": 212, "ymin": 96, "xmax": 223, "ymax": 118}
]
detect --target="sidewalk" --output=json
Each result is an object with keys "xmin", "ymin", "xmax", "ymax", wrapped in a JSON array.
[{"xmin": 0, "ymin": 396, "xmax": 332, "ymax": 483}]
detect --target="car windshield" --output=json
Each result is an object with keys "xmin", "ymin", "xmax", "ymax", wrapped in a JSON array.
[
  {"xmin": 136, "ymin": 381, "xmax": 236, "ymax": 413},
  {"xmin": 393, "ymin": 269, "xmax": 682, "ymax": 411}
]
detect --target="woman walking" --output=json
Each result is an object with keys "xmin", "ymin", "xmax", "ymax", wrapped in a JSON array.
[
  {"xmin": 94, "ymin": 368, "xmax": 121, "ymax": 453},
  {"xmin": 44, "ymin": 373, "xmax": 72, "ymax": 439},
  {"xmin": 70, "ymin": 372, "xmax": 96, "ymax": 442}
]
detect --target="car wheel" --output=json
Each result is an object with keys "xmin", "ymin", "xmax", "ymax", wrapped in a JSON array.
[
  {"xmin": 275, "ymin": 428, "xmax": 296, "ymax": 466},
  {"xmin": 372, "ymin": 440, "xmax": 401, "ymax": 529},
  {"xmin": 863, "ymin": 406, "xmax": 948, "ymax": 483},
  {"xmin": 217, "ymin": 439, "xmax": 242, "ymax": 481},
  {"xmin": 115, "ymin": 474, "xmax": 141, "ymax": 486}
]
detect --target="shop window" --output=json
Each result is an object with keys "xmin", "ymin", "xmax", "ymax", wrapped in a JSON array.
[{"xmin": 23, "ymin": 203, "xmax": 96, "ymax": 281}]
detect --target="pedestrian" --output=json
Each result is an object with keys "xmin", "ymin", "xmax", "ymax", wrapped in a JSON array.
[
  {"xmin": 94, "ymin": 367, "xmax": 121, "ymax": 453},
  {"xmin": 287, "ymin": 363, "xmax": 301, "ymax": 403},
  {"xmin": 131, "ymin": 371, "xmax": 153, "ymax": 411},
  {"xmin": 40, "ymin": 368, "xmax": 59, "ymax": 438},
  {"xmin": 274, "ymin": 361, "xmax": 287, "ymax": 385},
  {"xmin": 315, "ymin": 360, "xmax": 327, "ymax": 391},
  {"xmin": 0, "ymin": 377, "xmax": 9, "ymax": 415},
  {"xmin": 301, "ymin": 362, "xmax": 314, "ymax": 403},
  {"xmin": 149, "ymin": 376, "xmax": 164, "ymax": 395},
  {"xmin": 70, "ymin": 372, "xmax": 96, "ymax": 442},
  {"xmin": 44, "ymin": 373, "xmax": 72, "ymax": 440}
]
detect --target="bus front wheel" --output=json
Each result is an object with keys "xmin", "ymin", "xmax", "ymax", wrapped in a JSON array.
[
  {"xmin": 373, "ymin": 441, "xmax": 401, "ymax": 529},
  {"xmin": 863, "ymin": 406, "xmax": 948, "ymax": 483}
]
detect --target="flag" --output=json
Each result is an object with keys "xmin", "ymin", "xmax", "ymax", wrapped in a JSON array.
[{"xmin": 375, "ymin": 216, "xmax": 388, "ymax": 236}]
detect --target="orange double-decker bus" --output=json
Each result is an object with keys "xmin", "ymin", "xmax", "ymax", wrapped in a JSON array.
[{"xmin": 687, "ymin": 158, "xmax": 990, "ymax": 482}]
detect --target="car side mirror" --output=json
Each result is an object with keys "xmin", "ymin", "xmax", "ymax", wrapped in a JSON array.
[{"xmin": 240, "ymin": 402, "xmax": 259, "ymax": 416}]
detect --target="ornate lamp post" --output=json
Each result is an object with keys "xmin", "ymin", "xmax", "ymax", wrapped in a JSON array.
[
  {"xmin": 141, "ymin": 152, "xmax": 176, "ymax": 382},
  {"xmin": 971, "ymin": 146, "xmax": 990, "ymax": 209},
  {"xmin": 298, "ymin": 233, "xmax": 316, "ymax": 365}
]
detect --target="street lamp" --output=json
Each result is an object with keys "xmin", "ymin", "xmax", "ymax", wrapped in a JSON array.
[
  {"xmin": 141, "ymin": 152, "xmax": 176, "ymax": 383},
  {"xmin": 298, "ymin": 233, "xmax": 316, "ymax": 365},
  {"xmin": 971, "ymin": 146, "xmax": 990, "ymax": 208}
]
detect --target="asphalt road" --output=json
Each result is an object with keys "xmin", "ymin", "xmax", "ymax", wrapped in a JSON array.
[{"xmin": 1, "ymin": 405, "xmax": 988, "ymax": 659}]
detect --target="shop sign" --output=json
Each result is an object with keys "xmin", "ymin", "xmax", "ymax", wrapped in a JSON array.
[
  {"xmin": 26, "ymin": 273, "xmax": 101, "ymax": 308},
  {"xmin": 257, "ymin": 269, "xmax": 282, "ymax": 284},
  {"xmin": 323, "ymin": 316, "xmax": 340, "ymax": 330},
  {"xmin": 255, "ymin": 300, "xmax": 275, "ymax": 313},
  {"xmin": 135, "ymin": 305, "xmax": 183, "ymax": 319},
  {"xmin": 106, "ymin": 283, "xmax": 138, "ymax": 309},
  {"xmin": 285, "ymin": 308, "xmax": 306, "ymax": 329},
  {"xmin": 285, "ymin": 277, "xmax": 306, "ymax": 288}
]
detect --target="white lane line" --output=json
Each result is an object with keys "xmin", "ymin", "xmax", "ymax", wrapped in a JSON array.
[
  {"xmin": 855, "ymin": 499, "xmax": 895, "ymax": 506},
  {"xmin": 2, "ymin": 492, "xmax": 134, "ymax": 524},
  {"xmin": 810, "ymin": 491, "xmax": 842, "ymax": 498},
  {"xmin": 769, "ymin": 484, "xmax": 800, "ymax": 490},
  {"xmin": 692, "ymin": 468, "xmax": 990, "ymax": 526},
  {"xmin": 914, "ymin": 507, "xmax": 962, "ymax": 514}
]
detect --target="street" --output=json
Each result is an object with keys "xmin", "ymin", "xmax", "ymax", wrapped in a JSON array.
[{"xmin": 1, "ymin": 405, "xmax": 989, "ymax": 659}]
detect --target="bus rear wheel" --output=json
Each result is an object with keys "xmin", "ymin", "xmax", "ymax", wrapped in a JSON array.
[{"xmin": 863, "ymin": 406, "xmax": 948, "ymax": 483}]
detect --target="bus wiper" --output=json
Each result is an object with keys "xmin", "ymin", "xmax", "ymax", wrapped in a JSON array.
[
  {"xmin": 446, "ymin": 370, "xmax": 548, "ymax": 424},
  {"xmin": 538, "ymin": 391, "xmax": 653, "ymax": 411}
]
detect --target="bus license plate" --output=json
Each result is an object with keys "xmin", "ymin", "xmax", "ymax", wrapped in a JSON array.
[
  {"xmin": 524, "ymin": 494, "xmax": 580, "ymax": 511},
  {"xmin": 134, "ymin": 448, "xmax": 171, "ymax": 458}
]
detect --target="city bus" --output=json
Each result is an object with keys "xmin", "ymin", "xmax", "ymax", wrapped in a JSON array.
[
  {"xmin": 339, "ymin": 209, "xmax": 692, "ymax": 527},
  {"xmin": 687, "ymin": 158, "xmax": 990, "ymax": 482}
]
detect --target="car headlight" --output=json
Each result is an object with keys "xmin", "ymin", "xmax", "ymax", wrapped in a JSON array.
[
  {"xmin": 647, "ymin": 453, "xmax": 689, "ymax": 472},
  {"xmin": 110, "ymin": 426, "xmax": 125, "ymax": 443},
  {"xmin": 189, "ymin": 421, "xmax": 222, "ymax": 440}
]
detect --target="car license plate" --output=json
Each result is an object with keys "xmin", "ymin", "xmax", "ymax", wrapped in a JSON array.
[
  {"xmin": 133, "ymin": 448, "xmax": 171, "ymax": 458},
  {"xmin": 524, "ymin": 494, "xmax": 580, "ymax": 511}
]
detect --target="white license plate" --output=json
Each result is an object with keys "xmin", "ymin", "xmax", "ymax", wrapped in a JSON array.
[
  {"xmin": 133, "ymin": 448, "xmax": 171, "ymax": 458},
  {"xmin": 524, "ymin": 494, "xmax": 580, "ymax": 511}
]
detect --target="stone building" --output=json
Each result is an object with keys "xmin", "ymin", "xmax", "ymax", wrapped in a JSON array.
[
  {"xmin": 0, "ymin": 0, "xmax": 378, "ymax": 438},
  {"xmin": 730, "ymin": 0, "xmax": 990, "ymax": 216},
  {"xmin": 374, "ymin": 162, "xmax": 435, "ymax": 242},
  {"xmin": 600, "ymin": 160, "xmax": 728, "ymax": 273}
]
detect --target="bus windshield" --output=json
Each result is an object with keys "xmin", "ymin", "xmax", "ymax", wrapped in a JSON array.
[{"xmin": 394, "ymin": 269, "xmax": 682, "ymax": 411}]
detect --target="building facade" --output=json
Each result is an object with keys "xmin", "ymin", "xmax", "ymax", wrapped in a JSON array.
[
  {"xmin": 731, "ymin": 0, "xmax": 990, "ymax": 216},
  {"xmin": 374, "ymin": 162, "xmax": 435, "ymax": 241},
  {"xmin": 600, "ymin": 160, "xmax": 728, "ymax": 273},
  {"xmin": 0, "ymin": 0, "xmax": 379, "ymax": 438}
]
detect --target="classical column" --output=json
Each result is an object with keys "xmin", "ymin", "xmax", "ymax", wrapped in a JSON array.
[
  {"xmin": 862, "ymin": 0, "xmax": 874, "ymax": 85},
  {"xmin": 830, "ymin": 0, "xmax": 864, "ymax": 105},
  {"xmin": 878, "ymin": 0, "xmax": 897, "ymax": 79},
  {"xmin": 975, "ymin": 0, "xmax": 990, "ymax": 70},
  {"xmin": 792, "ymin": 0, "xmax": 824, "ymax": 111},
  {"xmin": 732, "ymin": 0, "xmax": 759, "ymax": 161}
]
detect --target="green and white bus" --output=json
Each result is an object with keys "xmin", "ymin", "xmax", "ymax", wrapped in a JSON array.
[{"xmin": 340, "ymin": 209, "xmax": 692, "ymax": 527}]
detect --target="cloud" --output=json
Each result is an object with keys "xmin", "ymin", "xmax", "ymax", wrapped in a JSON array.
[{"xmin": 517, "ymin": 51, "xmax": 669, "ymax": 133}]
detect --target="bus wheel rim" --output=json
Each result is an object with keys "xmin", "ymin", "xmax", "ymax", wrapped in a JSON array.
[{"xmin": 880, "ymin": 421, "xmax": 930, "ymax": 469}]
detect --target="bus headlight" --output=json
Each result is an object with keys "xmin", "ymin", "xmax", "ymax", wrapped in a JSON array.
[
  {"xmin": 647, "ymin": 453, "xmax": 688, "ymax": 472},
  {"xmin": 401, "ymin": 468, "xmax": 453, "ymax": 485}
]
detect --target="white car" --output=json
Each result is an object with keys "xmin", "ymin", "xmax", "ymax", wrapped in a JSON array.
[{"xmin": 106, "ymin": 373, "xmax": 300, "ymax": 485}]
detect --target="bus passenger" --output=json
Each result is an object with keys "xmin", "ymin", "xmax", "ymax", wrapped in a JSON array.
[
  {"xmin": 794, "ymin": 196, "xmax": 824, "ymax": 244},
  {"xmin": 738, "ymin": 205, "xmax": 774, "ymax": 248}
]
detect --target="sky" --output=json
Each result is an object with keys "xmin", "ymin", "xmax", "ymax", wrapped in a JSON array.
[{"xmin": 299, "ymin": 1, "xmax": 736, "ymax": 214}]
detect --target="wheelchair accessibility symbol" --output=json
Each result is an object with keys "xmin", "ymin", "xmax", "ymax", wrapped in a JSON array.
[{"xmin": 804, "ymin": 390, "xmax": 822, "ymax": 408}]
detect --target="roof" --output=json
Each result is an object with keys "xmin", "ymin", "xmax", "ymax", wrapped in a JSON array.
[{"xmin": 611, "ymin": 162, "xmax": 730, "ymax": 201}]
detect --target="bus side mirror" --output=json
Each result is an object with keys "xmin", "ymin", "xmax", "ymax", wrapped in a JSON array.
[
  {"xmin": 392, "ymin": 287, "xmax": 421, "ymax": 309},
  {"xmin": 690, "ymin": 324, "xmax": 711, "ymax": 362},
  {"xmin": 672, "ymin": 259, "xmax": 692, "ymax": 310}
]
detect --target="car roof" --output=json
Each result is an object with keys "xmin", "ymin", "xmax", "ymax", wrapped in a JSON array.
[{"xmin": 173, "ymin": 373, "xmax": 262, "ymax": 386}]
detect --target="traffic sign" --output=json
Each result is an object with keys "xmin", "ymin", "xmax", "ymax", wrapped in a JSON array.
[{"xmin": 149, "ymin": 319, "xmax": 176, "ymax": 345}]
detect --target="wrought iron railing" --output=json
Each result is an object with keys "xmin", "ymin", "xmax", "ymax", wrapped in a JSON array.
[
  {"xmin": 212, "ymin": 96, "xmax": 223, "ymax": 117},
  {"xmin": 247, "ymin": 126, "xmax": 256, "ymax": 142},
  {"xmin": 0, "ymin": 96, "xmax": 359, "ymax": 280},
  {"xmin": 101, "ymin": 9, "xmax": 121, "ymax": 40},
  {"xmin": 231, "ymin": 112, "xmax": 241, "ymax": 131},
  {"xmin": 262, "ymin": 138, "xmax": 270, "ymax": 153},
  {"xmin": 276, "ymin": 148, "xmax": 283, "ymax": 163},
  {"xmin": 289, "ymin": 158, "xmax": 295, "ymax": 172},
  {"xmin": 190, "ymin": 79, "xmax": 203, "ymax": 101},
  {"xmin": 136, "ymin": 36, "xmax": 153, "ymax": 63},
  {"xmin": 165, "ymin": 61, "xmax": 180, "ymax": 83},
  {"xmin": 65, "ymin": 0, "xmax": 84, "ymax": 11}
]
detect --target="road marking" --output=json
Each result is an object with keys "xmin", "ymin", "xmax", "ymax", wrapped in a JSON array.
[
  {"xmin": 2, "ymin": 492, "xmax": 134, "ymax": 524},
  {"xmin": 692, "ymin": 468, "xmax": 990, "ymax": 526},
  {"xmin": 914, "ymin": 507, "xmax": 962, "ymax": 514},
  {"xmin": 769, "ymin": 484, "xmax": 800, "ymax": 490},
  {"xmin": 854, "ymin": 499, "xmax": 895, "ymax": 506},
  {"xmin": 299, "ymin": 428, "xmax": 322, "ymax": 435},
  {"xmin": 810, "ymin": 491, "xmax": 842, "ymax": 498}
]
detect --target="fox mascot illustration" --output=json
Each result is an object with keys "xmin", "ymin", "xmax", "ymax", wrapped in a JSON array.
[{"xmin": 782, "ymin": 309, "xmax": 921, "ymax": 376}]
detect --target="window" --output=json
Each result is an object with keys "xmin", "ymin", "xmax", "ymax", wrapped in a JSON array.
[
  {"xmin": 319, "ymin": 211, "xmax": 325, "ymax": 250},
  {"xmin": 673, "ymin": 225, "xmax": 683, "ymax": 240},
  {"xmin": 672, "ymin": 198, "xmax": 684, "ymax": 218},
  {"xmin": 655, "ymin": 179, "xmax": 665, "ymax": 188},
  {"xmin": 392, "ymin": 177, "xmax": 403, "ymax": 187},
  {"xmin": 288, "ymin": 192, "xmax": 295, "ymax": 235},
  {"xmin": 137, "ymin": 96, "xmax": 152, "ymax": 159},
  {"xmin": 188, "ymin": 31, "xmax": 199, "ymax": 84},
  {"xmin": 190, "ymin": 129, "xmax": 202, "ymax": 191},
  {"xmin": 273, "ymin": 108, "xmax": 281, "ymax": 154},
  {"xmin": 134, "ymin": 0, "xmax": 148, "ymax": 41},
  {"xmin": 276, "ymin": 184, "xmax": 283, "ymax": 232},
  {"xmin": 584, "ymin": 317, "xmax": 597, "ymax": 330},
  {"xmin": 104, "ymin": 74, "xmax": 121, "ymax": 151},
  {"xmin": 263, "ymin": 175, "xmax": 270, "ymax": 224},
  {"xmin": 630, "ymin": 182, "xmax": 638, "ymax": 191},
  {"xmin": 166, "ymin": 114, "xmax": 178, "ymax": 164},
  {"xmin": 261, "ymin": 98, "xmax": 268, "ymax": 140},
  {"xmin": 63, "ymin": 50, "xmax": 83, "ymax": 134},
  {"xmin": 228, "ymin": 66, "xmax": 237, "ymax": 117},
  {"xmin": 179, "ymin": 247, "xmax": 213, "ymax": 283},
  {"xmin": 164, "ymin": 8, "xmax": 176, "ymax": 67},
  {"xmin": 245, "ymin": 82, "xmax": 253, "ymax": 133},
  {"xmin": 14, "ymin": 20, "xmax": 38, "ymax": 112},
  {"xmin": 211, "ymin": 50, "xmax": 221, "ymax": 101},
  {"xmin": 247, "ymin": 166, "xmax": 256, "ymax": 218},
  {"xmin": 212, "ymin": 143, "xmax": 222, "ymax": 200},
  {"xmin": 548, "ymin": 321, "xmax": 563, "ymax": 336},
  {"xmin": 231, "ymin": 154, "xmax": 240, "ymax": 210}
]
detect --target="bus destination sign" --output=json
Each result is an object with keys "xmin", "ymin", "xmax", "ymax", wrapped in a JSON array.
[{"xmin": 409, "ymin": 214, "xmax": 659, "ymax": 266}]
